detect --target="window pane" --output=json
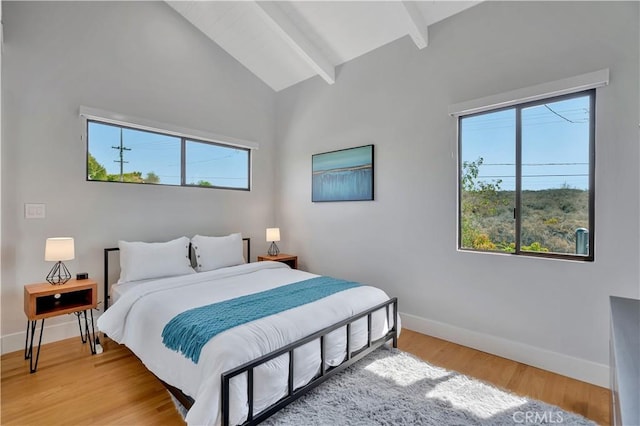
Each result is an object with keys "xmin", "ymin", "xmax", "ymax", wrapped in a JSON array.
[
  {"xmin": 87, "ymin": 121, "xmax": 181, "ymax": 185},
  {"xmin": 185, "ymin": 140, "xmax": 249, "ymax": 189},
  {"xmin": 460, "ymin": 109, "xmax": 516, "ymax": 252},
  {"xmin": 520, "ymin": 95, "xmax": 591, "ymax": 256}
]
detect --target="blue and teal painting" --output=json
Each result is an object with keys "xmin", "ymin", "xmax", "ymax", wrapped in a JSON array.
[{"xmin": 312, "ymin": 145, "xmax": 374, "ymax": 202}]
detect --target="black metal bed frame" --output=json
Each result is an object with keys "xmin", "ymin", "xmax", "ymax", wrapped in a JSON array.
[
  {"xmin": 103, "ymin": 238, "xmax": 398, "ymax": 426},
  {"xmin": 221, "ymin": 297, "xmax": 398, "ymax": 426}
]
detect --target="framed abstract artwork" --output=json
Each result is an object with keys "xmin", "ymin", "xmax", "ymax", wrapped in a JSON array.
[{"xmin": 312, "ymin": 144, "xmax": 374, "ymax": 202}]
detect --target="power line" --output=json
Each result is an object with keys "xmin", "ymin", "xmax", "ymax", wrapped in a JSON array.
[
  {"xmin": 185, "ymin": 154, "xmax": 237, "ymax": 164},
  {"xmin": 543, "ymin": 104, "xmax": 587, "ymax": 124},
  {"xmin": 112, "ymin": 128, "xmax": 131, "ymax": 182},
  {"xmin": 481, "ymin": 162, "xmax": 588, "ymax": 166},
  {"xmin": 462, "ymin": 107, "xmax": 590, "ymax": 131},
  {"xmin": 478, "ymin": 174, "xmax": 588, "ymax": 178}
]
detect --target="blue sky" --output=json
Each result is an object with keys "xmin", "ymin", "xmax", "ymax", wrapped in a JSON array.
[
  {"xmin": 461, "ymin": 95, "xmax": 591, "ymax": 191},
  {"xmin": 88, "ymin": 122, "xmax": 248, "ymax": 188}
]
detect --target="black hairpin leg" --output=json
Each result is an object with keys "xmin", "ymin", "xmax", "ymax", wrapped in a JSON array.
[
  {"xmin": 76, "ymin": 310, "xmax": 96, "ymax": 354},
  {"xmin": 24, "ymin": 320, "xmax": 30, "ymax": 360},
  {"xmin": 75, "ymin": 312, "xmax": 87, "ymax": 343},
  {"xmin": 24, "ymin": 319, "xmax": 44, "ymax": 373}
]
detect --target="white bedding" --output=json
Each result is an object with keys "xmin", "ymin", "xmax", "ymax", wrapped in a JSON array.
[
  {"xmin": 97, "ymin": 261, "xmax": 396, "ymax": 426},
  {"xmin": 110, "ymin": 281, "xmax": 135, "ymax": 304}
]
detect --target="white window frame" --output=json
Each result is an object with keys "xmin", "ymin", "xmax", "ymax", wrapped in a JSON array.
[{"xmin": 449, "ymin": 69, "xmax": 609, "ymax": 118}]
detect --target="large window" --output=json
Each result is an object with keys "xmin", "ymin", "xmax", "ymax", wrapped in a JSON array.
[
  {"xmin": 87, "ymin": 120, "xmax": 250, "ymax": 190},
  {"xmin": 458, "ymin": 90, "xmax": 594, "ymax": 261}
]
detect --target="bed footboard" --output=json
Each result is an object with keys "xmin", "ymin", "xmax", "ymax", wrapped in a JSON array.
[{"xmin": 221, "ymin": 297, "xmax": 398, "ymax": 426}]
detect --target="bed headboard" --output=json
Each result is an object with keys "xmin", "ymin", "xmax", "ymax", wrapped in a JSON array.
[{"xmin": 103, "ymin": 237, "xmax": 251, "ymax": 310}]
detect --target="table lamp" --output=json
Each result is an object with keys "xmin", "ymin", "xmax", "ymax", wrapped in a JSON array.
[
  {"xmin": 45, "ymin": 237, "xmax": 74, "ymax": 284},
  {"xmin": 266, "ymin": 228, "xmax": 280, "ymax": 256}
]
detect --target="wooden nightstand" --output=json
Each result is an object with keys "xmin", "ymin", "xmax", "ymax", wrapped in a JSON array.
[
  {"xmin": 24, "ymin": 278, "xmax": 98, "ymax": 373},
  {"xmin": 257, "ymin": 254, "xmax": 298, "ymax": 269}
]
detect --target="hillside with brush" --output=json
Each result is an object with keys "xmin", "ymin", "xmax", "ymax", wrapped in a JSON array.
[{"xmin": 462, "ymin": 188, "xmax": 589, "ymax": 254}]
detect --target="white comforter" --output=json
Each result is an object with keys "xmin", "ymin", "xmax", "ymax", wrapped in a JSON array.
[{"xmin": 97, "ymin": 261, "xmax": 395, "ymax": 426}]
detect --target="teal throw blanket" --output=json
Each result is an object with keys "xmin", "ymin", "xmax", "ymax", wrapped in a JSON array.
[{"xmin": 161, "ymin": 276, "xmax": 361, "ymax": 363}]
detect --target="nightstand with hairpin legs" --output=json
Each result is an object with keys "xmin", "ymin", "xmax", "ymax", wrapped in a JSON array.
[{"xmin": 23, "ymin": 278, "xmax": 98, "ymax": 373}]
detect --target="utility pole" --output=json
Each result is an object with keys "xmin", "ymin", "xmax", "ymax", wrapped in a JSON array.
[{"xmin": 112, "ymin": 128, "xmax": 131, "ymax": 182}]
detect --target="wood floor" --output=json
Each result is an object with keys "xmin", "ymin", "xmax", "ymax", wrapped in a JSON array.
[
  {"xmin": 399, "ymin": 329, "xmax": 610, "ymax": 425},
  {"xmin": 1, "ymin": 329, "xmax": 609, "ymax": 425}
]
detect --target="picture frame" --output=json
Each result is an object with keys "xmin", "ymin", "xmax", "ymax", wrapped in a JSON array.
[{"xmin": 312, "ymin": 144, "xmax": 374, "ymax": 202}]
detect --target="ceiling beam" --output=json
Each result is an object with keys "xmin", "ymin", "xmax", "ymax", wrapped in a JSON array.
[
  {"xmin": 255, "ymin": 1, "xmax": 335, "ymax": 85},
  {"xmin": 401, "ymin": 1, "xmax": 429, "ymax": 49}
]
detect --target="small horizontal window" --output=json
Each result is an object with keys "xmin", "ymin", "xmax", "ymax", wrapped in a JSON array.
[{"xmin": 86, "ymin": 120, "xmax": 250, "ymax": 191}]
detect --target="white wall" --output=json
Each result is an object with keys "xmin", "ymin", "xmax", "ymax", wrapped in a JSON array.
[
  {"xmin": 275, "ymin": 1, "xmax": 640, "ymax": 387},
  {"xmin": 1, "ymin": 2, "xmax": 276, "ymax": 352}
]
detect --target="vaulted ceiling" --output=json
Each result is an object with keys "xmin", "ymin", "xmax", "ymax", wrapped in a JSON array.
[{"xmin": 166, "ymin": 1, "xmax": 481, "ymax": 92}]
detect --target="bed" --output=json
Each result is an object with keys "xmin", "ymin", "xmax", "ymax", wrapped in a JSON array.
[{"xmin": 97, "ymin": 234, "xmax": 399, "ymax": 426}]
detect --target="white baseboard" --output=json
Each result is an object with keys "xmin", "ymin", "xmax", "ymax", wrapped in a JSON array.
[
  {"xmin": 400, "ymin": 312, "xmax": 609, "ymax": 389},
  {"xmin": 1, "ymin": 320, "xmax": 81, "ymax": 355},
  {"xmin": 2, "ymin": 311, "xmax": 609, "ymax": 388}
]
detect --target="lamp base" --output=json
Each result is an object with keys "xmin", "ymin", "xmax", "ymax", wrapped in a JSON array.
[
  {"xmin": 46, "ymin": 261, "xmax": 71, "ymax": 285},
  {"xmin": 267, "ymin": 242, "xmax": 280, "ymax": 256}
]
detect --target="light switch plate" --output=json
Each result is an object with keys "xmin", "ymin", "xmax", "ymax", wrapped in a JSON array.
[{"xmin": 25, "ymin": 203, "xmax": 46, "ymax": 219}]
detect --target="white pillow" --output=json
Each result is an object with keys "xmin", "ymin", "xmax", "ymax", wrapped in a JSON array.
[
  {"xmin": 191, "ymin": 233, "xmax": 244, "ymax": 272},
  {"xmin": 118, "ymin": 237, "xmax": 195, "ymax": 283}
]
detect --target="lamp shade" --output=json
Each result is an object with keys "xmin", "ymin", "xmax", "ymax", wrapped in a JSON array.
[
  {"xmin": 45, "ymin": 237, "xmax": 75, "ymax": 261},
  {"xmin": 266, "ymin": 228, "xmax": 280, "ymax": 242}
]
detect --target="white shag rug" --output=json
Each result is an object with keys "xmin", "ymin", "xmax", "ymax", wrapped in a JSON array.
[{"xmin": 173, "ymin": 347, "xmax": 596, "ymax": 425}]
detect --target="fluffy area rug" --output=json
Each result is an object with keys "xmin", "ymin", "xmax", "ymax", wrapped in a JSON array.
[{"xmin": 172, "ymin": 347, "xmax": 596, "ymax": 425}]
